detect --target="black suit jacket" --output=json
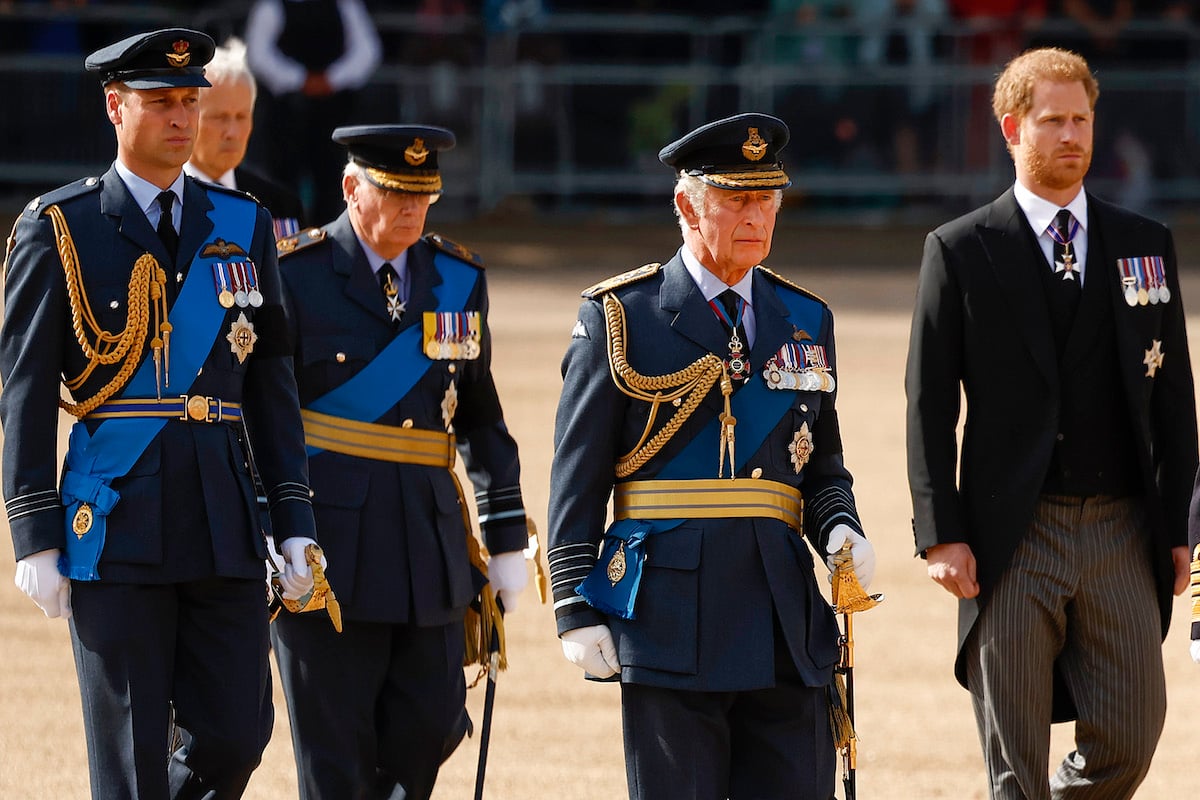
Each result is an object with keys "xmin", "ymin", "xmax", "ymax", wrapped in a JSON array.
[{"xmin": 906, "ymin": 187, "xmax": 1197, "ymax": 689}]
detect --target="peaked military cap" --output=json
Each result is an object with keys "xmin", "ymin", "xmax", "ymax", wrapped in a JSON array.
[
  {"xmin": 85, "ymin": 28, "xmax": 215, "ymax": 89},
  {"xmin": 333, "ymin": 125, "xmax": 456, "ymax": 195},
  {"xmin": 659, "ymin": 112, "xmax": 791, "ymax": 190}
]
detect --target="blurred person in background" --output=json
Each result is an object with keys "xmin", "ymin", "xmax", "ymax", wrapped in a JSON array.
[
  {"xmin": 244, "ymin": 0, "xmax": 381, "ymax": 224},
  {"xmin": 907, "ymin": 47, "xmax": 1196, "ymax": 799},
  {"xmin": 185, "ymin": 36, "xmax": 306, "ymax": 240}
]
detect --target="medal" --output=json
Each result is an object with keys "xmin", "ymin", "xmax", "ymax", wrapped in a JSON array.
[
  {"xmin": 422, "ymin": 311, "xmax": 482, "ymax": 360},
  {"xmin": 226, "ymin": 311, "xmax": 257, "ymax": 364},
  {"xmin": 1123, "ymin": 278, "xmax": 1138, "ymax": 307},
  {"xmin": 441, "ymin": 380, "xmax": 458, "ymax": 431},
  {"xmin": 1144, "ymin": 338, "xmax": 1165, "ymax": 378},
  {"xmin": 212, "ymin": 263, "xmax": 235, "ymax": 308},
  {"xmin": 788, "ymin": 423, "xmax": 814, "ymax": 473},
  {"xmin": 245, "ymin": 260, "xmax": 264, "ymax": 308},
  {"xmin": 1150, "ymin": 257, "xmax": 1170, "ymax": 304},
  {"xmin": 1138, "ymin": 287, "xmax": 1149, "ymax": 306},
  {"xmin": 382, "ymin": 268, "xmax": 404, "ymax": 323},
  {"xmin": 1145, "ymin": 258, "xmax": 1160, "ymax": 304},
  {"xmin": 232, "ymin": 262, "xmax": 249, "ymax": 308},
  {"xmin": 607, "ymin": 541, "xmax": 627, "ymax": 585},
  {"xmin": 726, "ymin": 330, "xmax": 750, "ymax": 383},
  {"xmin": 1048, "ymin": 212, "xmax": 1081, "ymax": 281},
  {"xmin": 72, "ymin": 502, "xmax": 93, "ymax": 538}
]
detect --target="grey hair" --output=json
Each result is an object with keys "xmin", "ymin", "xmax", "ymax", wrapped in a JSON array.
[
  {"xmin": 673, "ymin": 173, "xmax": 707, "ymax": 233},
  {"xmin": 204, "ymin": 37, "xmax": 257, "ymax": 105},
  {"xmin": 673, "ymin": 173, "xmax": 782, "ymax": 232}
]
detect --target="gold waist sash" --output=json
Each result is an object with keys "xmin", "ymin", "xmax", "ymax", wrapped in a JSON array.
[
  {"xmin": 614, "ymin": 478, "xmax": 803, "ymax": 532},
  {"xmin": 301, "ymin": 408, "xmax": 455, "ymax": 467}
]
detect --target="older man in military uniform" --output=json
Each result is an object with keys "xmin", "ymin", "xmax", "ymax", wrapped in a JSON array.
[
  {"xmin": 547, "ymin": 113, "xmax": 877, "ymax": 799},
  {"xmin": 271, "ymin": 125, "xmax": 530, "ymax": 799},
  {"xmin": 0, "ymin": 28, "xmax": 319, "ymax": 799}
]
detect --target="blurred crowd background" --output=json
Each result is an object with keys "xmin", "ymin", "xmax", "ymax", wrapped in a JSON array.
[{"xmin": 3, "ymin": 1, "xmax": 1200, "ymax": 225}]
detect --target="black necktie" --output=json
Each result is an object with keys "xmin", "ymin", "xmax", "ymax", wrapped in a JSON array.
[
  {"xmin": 1050, "ymin": 209, "xmax": 1078, "ymax": 286},
  {"xmin": 717, "ymin": 288, "xmax": 750, "ymax": 383},
  {"xmin": 379, "ymin": 262, "xmax": 404, "ymax": 325},
  {"xmin": 155, "ymin": 191, "xmax": 178, "ymax": 265}
]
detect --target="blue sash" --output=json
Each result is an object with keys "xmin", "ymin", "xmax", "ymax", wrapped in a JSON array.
[
  {"xmin": 60, "ymin": 193, "xmax": 256, "ymax": 580},
  {"xmin": 304, "ymin": 251, "xmax": 478, "ymax": 455},
  {"xmin": 578, "ymin": 284, "xmax": 825, "ymax": 618}
]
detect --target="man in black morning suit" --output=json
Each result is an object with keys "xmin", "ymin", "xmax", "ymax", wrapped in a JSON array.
[
  {"xmin": 184, "ymin": 36, "xmax": 305, "ymax": 240},
  {"xmin": 547, "ymin": 114, "xmax": 877, "ymax": 800},
  {"xmin": 906, "ymin": 48, "xmax": 1197, "ymax": 799},
  {"xmin": 271, "ymin": 125, "xmax": 530, "ymax": 799},
  {"xmin": 0, "ymin": 28, "xmax": 320, "ymax": 799}
]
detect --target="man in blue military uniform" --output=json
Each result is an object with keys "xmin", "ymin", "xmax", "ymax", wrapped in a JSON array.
[
  {"xmin": 547, "ymin": 113, "xmax": 877, "ymax": 800},
  {"xmin": 0, "ymin": 28, "xmax": 320, "ymax": 800},
  {"xmin": 272, "ymin": 124, "xmax": 530, "ymax": 799}
]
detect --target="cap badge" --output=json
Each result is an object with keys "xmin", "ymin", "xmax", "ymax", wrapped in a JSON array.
[
  {"xmin": 742, "ymin": 127, "xmax": 767, "ymax": 162},
  {"xmin": 404, "ymin": 138, "xmax": 429, "ymax": 166},
  {"xmin": 166, "ymin": 40, "xmax": 191, "ymax": 68}
]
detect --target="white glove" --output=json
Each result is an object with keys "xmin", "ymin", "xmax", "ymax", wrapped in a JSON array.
[
  {"xmin": 1191, "ymin": 639, "xmax": 1200, "ymax": 665},
  {"xmin": 487, "ymin": 550, "xmax": 528, "ymax": 613},
  {"xmin": 560, "ymin": 624, "xmax": 620, "ymax": 679},
  {"xmin": 14, "ymin": 549, "xmax": 71, "ymax": 619},
  {"xmin": 278, "ymin": 537, "xmax": 322, "ymax": 600},
  {"xmin": 825, "ymin": 524, "xmax": 876, "ymax": 591}
]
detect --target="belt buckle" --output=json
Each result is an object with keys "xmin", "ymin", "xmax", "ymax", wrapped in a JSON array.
[{"xmin": 183, "ymin": 394, "xmax": 212, "ymax": 422}]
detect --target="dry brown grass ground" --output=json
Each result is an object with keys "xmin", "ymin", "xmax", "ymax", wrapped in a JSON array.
[{"xmin": 1, "ymin": 219, "xmax": 1198, "ymax": 799}]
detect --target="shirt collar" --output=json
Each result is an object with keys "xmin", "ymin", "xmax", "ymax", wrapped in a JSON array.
[
  {"xmin": 1013, "ymin": 180, "xmax": 1088, "ymax": 237},
  {"xmin": 357, "ymin": 234, "xmax": 410, "ymax": 279},
  {"xmin": 680, "ymin": 244, "xmax": 754, "ymax": 305},
  {"xmin": 183, "ymin": 161, "xmax": 237, "ymax": 190},
  {"xmin": 115, "ymin": 159, "xmax": 185, "ymax": 217}
]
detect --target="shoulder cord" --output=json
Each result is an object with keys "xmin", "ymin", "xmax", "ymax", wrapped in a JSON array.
[
  {"xmin": 47, "ymin": 204, "xmax": 169, "ymax": 417},
  {"xmin": 603, "ymin": 293, "xmax": 735, "ymax": 478}
]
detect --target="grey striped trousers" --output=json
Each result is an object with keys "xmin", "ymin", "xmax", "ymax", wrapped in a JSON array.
[{"xmin": 964, "ymin": 494, "xmax": 1166, "ymax": 800}]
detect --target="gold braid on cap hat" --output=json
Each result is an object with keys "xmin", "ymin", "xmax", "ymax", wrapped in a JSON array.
[
  {"xmin": 46, "ymin": 204, "xmax": 170, "ymax": 417},
  {"xmin": 364, "ymin": 166, "xmax": 442, "ymax": 194},
  {"xmin": 702, "ymin": 168, "xmax": 790, "ymax": 189},
  {"xmin": 604, "ymin": 293, "xmax": 734, "ymax": 478}
]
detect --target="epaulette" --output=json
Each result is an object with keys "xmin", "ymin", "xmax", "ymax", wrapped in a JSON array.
[
  {"xmin": 757, "ymin": 265, "xmax": 827, "ymax": 306},
  {"xmin": 24, "ymin": 176, "xmax": 102, "ymax": 218},
  {"xmin": 425, "ymin": 232, "xmax": 483, "ymax": 267},
  {"xmin": 276, "ymin": 227, "xmax": 329, "ymax": 257},
  {"xmin": 581, "ymin": 262, "xmax": 661, "ymax": 299}
]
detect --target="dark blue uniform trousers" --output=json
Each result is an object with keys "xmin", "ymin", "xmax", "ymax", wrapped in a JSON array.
[
  {"xmin": 620, "ymin": 625, "xmax": 836, "ymax": 800},
  {"xmin": 69, "ymin": 578, "xmax": 272, "ymax": 800},
  {"xmin": 272, "ymin": 614, "xmax": 469, "ymax": 800}
]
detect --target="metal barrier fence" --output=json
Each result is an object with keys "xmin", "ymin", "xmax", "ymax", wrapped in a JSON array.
[{"xmin": 2, "ymin": 6, "xmax": 1199, "ymax": 218}]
